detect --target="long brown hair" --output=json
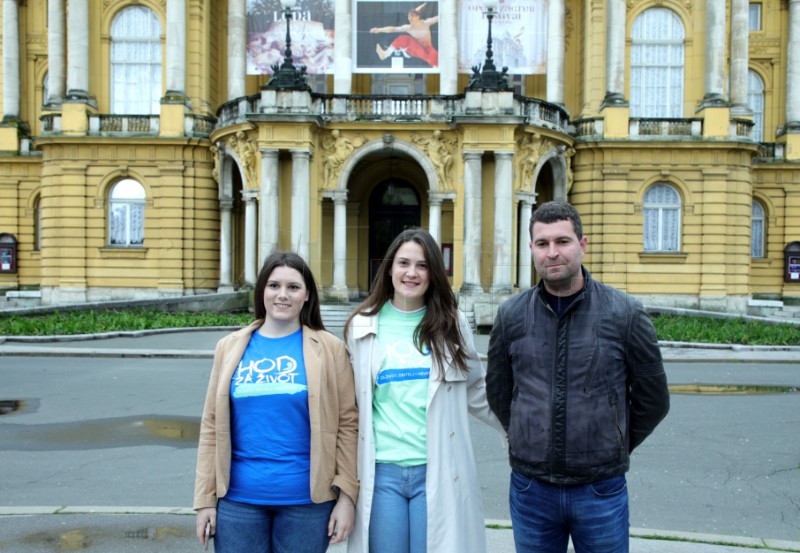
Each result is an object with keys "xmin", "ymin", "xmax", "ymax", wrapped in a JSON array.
[
  {"xmin": 254, "ymin": 251, "xmax": 325, "ymax": 331},
  {"xmin": 345, "ymin": 228, "xmax": 469, "ymax": 376}
]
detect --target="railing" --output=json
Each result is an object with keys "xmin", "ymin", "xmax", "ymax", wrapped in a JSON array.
[
  {"xmin": 316, "ymin": 94, "xmax": 455, "ymax": 121},
  {"xmin": 630, "ymin": 118, "xmax": 702, "ymax": 137},
  {"xmin": 754, "ymin": 142, "xmax": 786, "ymax": 161},
  {"xmin": 214, "ymin": 92, "xmax": 571, "ymax": 132},
  {"xmin": 572, "ymin": 118, "xmax": 603, "ymax": 137},
  {"xmin": 190, "ymin": 115, "xmax": 216, "ymax": 137},
  {"xmin": 515, "ymin": 96, "xmax": 570, "ymax": 130},
  {"xmin": 93, "ymin": 114, "xmax": 159, "ymax": 135}
]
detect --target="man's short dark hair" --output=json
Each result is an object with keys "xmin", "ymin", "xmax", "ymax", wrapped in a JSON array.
[{"xmin": 529, "ymin": 200, "xmax": 583, "ymax": 239}]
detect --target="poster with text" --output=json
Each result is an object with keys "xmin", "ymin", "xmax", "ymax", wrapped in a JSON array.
[
  {"xmin": 247, "ymin": 0, "xmax": 335, "ymax": 75},
  {"xmin": 354, "ymin": 0, "xmax": 440, "ymax": 73},
  {"xmin": 458, "ymin": 0, "xmax": 547, "ymax": 75}
]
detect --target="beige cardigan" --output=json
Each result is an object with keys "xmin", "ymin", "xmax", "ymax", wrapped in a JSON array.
[{"xmin": 193, "ymin": 321, "xmax": 359, "ymax": 509}]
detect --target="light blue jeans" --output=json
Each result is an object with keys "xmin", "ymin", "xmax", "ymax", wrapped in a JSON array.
[
  {"xmin": 509, "ymin": 472, "xmax": 629, "ymax": 553},
  {"xmin": 214, "ymin": 497, "xmax": 334, "ymax": 553},
  {"xmin": 369, "ymin": 463, "xmax": 427, "ymax": 553}
]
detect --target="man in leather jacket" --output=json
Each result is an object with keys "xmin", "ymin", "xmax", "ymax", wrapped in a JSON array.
[{"xmin": 487, "ymin": 200, "xmax": 670, "ymax": 553}]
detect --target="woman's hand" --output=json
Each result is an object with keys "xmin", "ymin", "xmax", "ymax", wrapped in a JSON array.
[
  {"xmin": 195, "ymin": 507, "xmax": 216, "ymax": 547},
  {"xmin": 327, "ymin": 492, "xmax": 355, "ymax": 544}
]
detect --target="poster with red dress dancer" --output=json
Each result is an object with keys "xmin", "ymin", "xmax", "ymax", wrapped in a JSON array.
[{"xmin": 354, "ymin": 1, "xmax": 439, "ymax": 73}]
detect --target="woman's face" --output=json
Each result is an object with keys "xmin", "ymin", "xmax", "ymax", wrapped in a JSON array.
[
  {"xmin": 389, "ymin": 240, "xmax": 430, "ymax": 311},
  {"xmin": 262, "ymin": 266, "xmax": 309, "ymax": 325}
]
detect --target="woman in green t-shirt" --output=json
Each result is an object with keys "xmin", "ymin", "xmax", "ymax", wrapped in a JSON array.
[{"xmin": 344, "ymin": 228, "xmax": 503, "ymax": 553}]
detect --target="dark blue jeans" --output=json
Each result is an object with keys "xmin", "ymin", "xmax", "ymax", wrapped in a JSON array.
[
  {"xmin": 214, "ymin": 497, "xmax": 335, "ymax": 553},
  {"xmin": 509, "ymin": 471, "xmax": 629, "ymax": 553}
]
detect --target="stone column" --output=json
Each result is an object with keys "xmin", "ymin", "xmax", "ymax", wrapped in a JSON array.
[
  {"xmin": 331, "ymin": 189, "xmax": 348, "ymax": 293},
  {"xmin": 290, "ymin": 149, "xmax": 311, "ymax": 261},
  {"xmin": 2, "ymin": 0, "xmax": 20, "ymax": 120},
  {"xmin": 333, "ymin": 0, "xmax": 352, "ymax": 94},
  {"xmin": 243, "ymin": 191, "xmax": 258, "ymax": 286},
  {"xmin": 729, "ymin": 0, "xmax": 750, "ymax": 114},
  {"xmin": 165, "ymin": 0, "xmax": 186, "ymax": 96},
  {"xmin": 547, "ymin": 0, "xmax": 565, "ymax": 106},
  {"xmin": 228, "ymin": 0, "xmax": 247, "ymax": 100},
  {"xmin": 492, "ymin": 151, "xmax": 514, "ymax": 294},
  {"xmin": 428, "ymin": 193, "xmax": 444, "ymax": 244},
  {"xmin": 461, "ymin": 151, "xmax": 484, "ymax": 293},
  {"xmin": 787, "ymin": 0, "xmax": 800, "ymax": 126},
  {"xmin": 602, "ymin": 0, "xmax": 626, "ymax": 106},
  {"xmin": 516, "ymin": 192, "xmax": 536, "ymax": 290},
  {"xmin": 701, "ymin": 0, "xmax": 727, "ymax": 106},
  {"xmin": 259, "ymin": 148, "xmax": 280, "ymax": 266},
  {"xmin": 47, "ymin": 0, "xmax": 66, "ymax": 105},
  {"xmin": 66, "ymin": 0, "xmax": 90, "ymax": 98},
  {"xmin": 439, "ymin": 0, "xmax": 458, "ymax": 95},
  {"xmin": 219, "ymin": 199, "xmax": 234, "ymax": 292}
]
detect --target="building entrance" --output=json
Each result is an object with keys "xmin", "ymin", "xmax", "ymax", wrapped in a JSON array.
[{"xmin": 368, "ymin": 179, "xmax": 421, "ymax": 288}]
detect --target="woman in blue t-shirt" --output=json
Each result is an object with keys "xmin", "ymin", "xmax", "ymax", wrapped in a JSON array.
[
  {"xmin": 194, "ymin": 251, "xmax": 359, "ymax": 552},
  {"xmin": 344, "ymin": 228, "xmax": 503, "ymax": 553}
]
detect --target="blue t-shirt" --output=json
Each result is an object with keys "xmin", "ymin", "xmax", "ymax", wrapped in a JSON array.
[{"xmin": 225, "ymin": 328, "xmax": 312, "ymax": 505}]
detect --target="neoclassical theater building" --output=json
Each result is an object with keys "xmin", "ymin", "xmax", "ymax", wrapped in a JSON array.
[{"xmin": 1, "ymin": 0, "xmax": 799, "ymax": 319}]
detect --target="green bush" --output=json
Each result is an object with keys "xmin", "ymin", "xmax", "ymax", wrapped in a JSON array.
[{"xmin": 0, "ymin": 309, "xmax": 798, "ymax": 346}]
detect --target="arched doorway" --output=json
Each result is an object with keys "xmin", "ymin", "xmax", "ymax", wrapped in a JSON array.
[{"xmin": 368, "ymin": 179, "xmax": 421, "ymax": 287}]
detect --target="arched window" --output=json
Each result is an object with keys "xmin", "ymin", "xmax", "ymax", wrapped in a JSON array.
[
  {"xmin": 109, "ymin": 179, "xmax": 145, "ymax": 246},
  {"xmin": 631, "ymin": 8, "xmax": 685, "ymax": 118},
  {"xmin": 751, "ymin": 200, "xmax": 766, "ymax": 258},
  {"xmin": 110, "ymin": 6, "xmax": 162, "ymax": 114},
  {"xmin": 643, "ymin": 184, "xmax": 681, "ymax": 252},
  {"xmin": 748, "ymin": 70, "xmax": 765, "ymax": 142}
]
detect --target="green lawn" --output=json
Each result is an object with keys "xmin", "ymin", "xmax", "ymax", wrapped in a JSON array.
[{"xmin": 0, "ymin": 308, "xmax": 798, "ymax": 346}]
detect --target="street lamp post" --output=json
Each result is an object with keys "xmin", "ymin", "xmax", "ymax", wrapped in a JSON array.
[
  {"xmin": 264, "ymin": 0, "xmax": 311, "ymax": 91},
  {"xmin": 467, "ymin": 0, "xmax": 511, "ymax": 91}
]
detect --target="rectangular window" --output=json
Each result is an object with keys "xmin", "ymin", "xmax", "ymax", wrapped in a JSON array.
[{"xmin": 749, "ymin": 4, "xmax": 761, "ymax": 31}]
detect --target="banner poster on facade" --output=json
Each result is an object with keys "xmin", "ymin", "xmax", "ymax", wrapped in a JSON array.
[
  {"xmin": 458, "ymin": 0, "xmax": 547, "ymax": 75},
  {"xmin": 246, "ymin": 0, "xmax": 335, "ymax": 75},
  {"xmin": 353, "ymin": 1, "xmax": 440, "ymax": 73}
]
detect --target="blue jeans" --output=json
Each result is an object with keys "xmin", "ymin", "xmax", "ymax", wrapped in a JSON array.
[
  {"xmin": 214, "ymin": 497, "xmax": 335, "ymax": 553},
  {"xmin": 369, "ymin": 463, "xmax": 427, "ymax": 553},
  {"xmin": 509, "ymin": 471, "xmax": 629, "ymax": 553}
]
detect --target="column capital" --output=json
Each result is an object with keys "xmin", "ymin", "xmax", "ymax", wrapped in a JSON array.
[
  {"xmin": 241, "ymin": 190, "xmax": 258, "ymax": 201},
  {"xmin": 290, "ymin": 148, "xmax": 312, "ymax": 158},
  {"xmin": 259, "ymin": 147, "xmax": 280, "ymax": 156},
  {"xmin": 515, "ymin": 191, "xmax": 537, "ymax": 205},
  {"xmin": 463, "ymin": 150, "xmax": 484, "ymax": 160},
  {"xmin": 494, "ymin": 150, "xmax": 515, "ymax": 159},
  {"xmin": 323, "ymin": 189, "xmax": 348, "ymax": 203},
  {"xmin": 428, "ymin": 191, "xmax": 456, "ymax": 204}
]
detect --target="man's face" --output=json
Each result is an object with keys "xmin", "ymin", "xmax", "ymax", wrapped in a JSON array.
[{"xmin": 530, "ymin": 219, "xmax": 587, "ymax": 295}]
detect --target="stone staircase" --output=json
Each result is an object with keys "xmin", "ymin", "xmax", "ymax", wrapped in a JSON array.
[
  {"xmin": 320, "ymin": 302, "xmax": 359, "ymax": 328},
  {"xmin": 0, "ymin": 290, "xmax": 42, "ymax": 310},
  {"xmin": 320, "ymin": 301, "xmax": 477, "ymax": 333}
]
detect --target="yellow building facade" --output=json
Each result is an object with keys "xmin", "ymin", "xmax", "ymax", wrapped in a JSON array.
[{"xmin": 1, "ymin": 0, "xmax": 799, "ymax": 318}]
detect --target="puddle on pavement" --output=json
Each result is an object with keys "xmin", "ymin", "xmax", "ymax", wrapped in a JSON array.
[
  {"xmin": 0, "ymin": 415, "xmax": 200, "ymax": 451},
  {"xmin": 21, "ymin": 525, "xmax": 189, "ymax": 550},
  {"xmin": 669, "ymin": 384, "xmax": 799, "ymax": 395},
  {"xmin": 0, "ymin": 399, "xmax": 22, "ymax": 415}
]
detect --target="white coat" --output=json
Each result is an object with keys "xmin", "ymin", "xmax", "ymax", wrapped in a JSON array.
[{"xmin": 345, "ymin": 309, "xmax": 504, "ymax": 553}]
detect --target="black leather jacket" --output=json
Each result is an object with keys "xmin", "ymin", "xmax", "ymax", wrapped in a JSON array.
[{"xmin": 486, "ymin": 268, "xmax": 670, "ymax": 485}]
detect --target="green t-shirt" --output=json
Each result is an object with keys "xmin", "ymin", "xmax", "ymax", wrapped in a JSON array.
[{"xmin": 373, "ymin": 302, "xmax": 431, "ymax": 466}]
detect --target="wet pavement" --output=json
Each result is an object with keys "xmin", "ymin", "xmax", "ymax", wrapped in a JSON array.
[{"xmin": 1, "ymin": 328, "xmax": 799, "ymax": 552}]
